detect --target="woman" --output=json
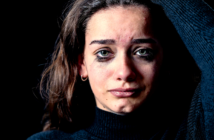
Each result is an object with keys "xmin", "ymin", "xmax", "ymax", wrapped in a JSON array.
[{"xmin": 28, "ymin": 0, "xmax": 214, "ymax": 139}]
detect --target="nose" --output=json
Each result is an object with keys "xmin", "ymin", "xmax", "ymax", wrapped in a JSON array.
[{"xmin": 113, "ymin": 55, "xmax": 136, "ymax": 82}]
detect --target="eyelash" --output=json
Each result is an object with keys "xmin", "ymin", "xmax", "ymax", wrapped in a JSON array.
[
  {"xmin": 95, "ymin": 48, "xmax": 156, "ymax": 62},
  {"xmin": 134, "ymin": 48, "xmax": 156, "ymax": 61},
  {"xmin": 96, "ymin": 50, "xmax": 112, "ymax": 62}
]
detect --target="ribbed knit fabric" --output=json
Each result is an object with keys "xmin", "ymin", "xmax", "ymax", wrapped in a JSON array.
[
  {"xmin": 27, "ymin": 107, "xmax": 183, "ymax": 140},
  {"xmin": 27, "ymin": 0, "xmax": 214, "ymax": 139},
  {"xmin": 84, "ymin": 107, "xmax": 171, "ymax": 140},
  {"xmin": 151, "ymin": 0, "xmax": 214, "ymax": 139}
]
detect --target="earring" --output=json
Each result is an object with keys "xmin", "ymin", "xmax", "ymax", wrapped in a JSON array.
[{"xmin": 81, "ymin": 75, "xmax": 88, "ymax": 81}]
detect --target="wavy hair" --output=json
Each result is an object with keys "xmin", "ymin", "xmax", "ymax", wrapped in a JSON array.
[{"xmin": 40, "ymin": 0, "xmax": 200, "ymax": 132}]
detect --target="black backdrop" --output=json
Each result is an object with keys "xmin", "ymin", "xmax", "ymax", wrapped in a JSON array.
[
  {"xmin": 6, "ymin": 0, "xmax": 213, "ymax": 139},
  {"xmin": 7, "ymin": 1, "xmax": 69, "ymax": 139}
]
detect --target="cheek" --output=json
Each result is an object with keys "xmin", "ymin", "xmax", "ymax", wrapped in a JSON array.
[
  {"xmin": 141, "ymin": 66, "xmax": 155, "ymax": 82},
  {"xmin": 87, "ymin": 61, "xmax": 112, "ymax": 93},
  {"xmin": 137, "ymin": 61, "xmax": 161, "ymax": 86},
  {"xmin": 143, "ymin": 48, "xmax": 163, "ymax": 83}
]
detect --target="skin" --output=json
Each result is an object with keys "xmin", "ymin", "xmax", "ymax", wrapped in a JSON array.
[{"xmin": 79, "ymin": 6, "xmax": 163, "ymax": 115}]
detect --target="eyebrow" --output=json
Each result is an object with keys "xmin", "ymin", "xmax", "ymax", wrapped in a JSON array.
[
  {"xmin": 89, "ymin": 38, "xmax": 156, "ymax": 45},
  {"xmin": 90, "ymin": 39, "xmax": 115, "ymax": 45}
]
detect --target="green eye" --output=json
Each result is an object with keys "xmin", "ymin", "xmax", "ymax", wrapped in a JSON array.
[
  {"xmin": 99, "ymin": 50, "xmax": 109, "ymax": 56},
  {"xmin": 136, "ymin": 49, "xmax": 148, "ymax": 56},
  {"xmin": 134, "ymin": 48, "xmax": 156, "ymax": 61},
  {"xmin": 96, "ymin": 49, "xmax": 112, "ymax": 62}
]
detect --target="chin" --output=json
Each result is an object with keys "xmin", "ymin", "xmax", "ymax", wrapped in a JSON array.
[{"xmin": 110, "ymin": 104, "xmax": 138, "ymax": 115}]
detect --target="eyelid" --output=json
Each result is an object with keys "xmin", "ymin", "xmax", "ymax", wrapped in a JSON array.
[
  {"xmin": 94, "ymin": 47, "xmax": 112, "ymax": 54},
  {"xmin": 133, "ymin": 47, "xmax": 151, "ymax": 53},
  {"xmin": 94, "ymin": 47, "xmax": 113, "ymax": 55}
]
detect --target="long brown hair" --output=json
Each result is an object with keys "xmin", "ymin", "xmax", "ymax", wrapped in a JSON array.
[{"xmin": 40, "ymin": 0, "xmax": 200, "ymax": 132}]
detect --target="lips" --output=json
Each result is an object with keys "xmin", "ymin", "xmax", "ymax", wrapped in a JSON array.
[{"xmin": 108, "ymin": 88, "xmax": 140, "ymax": 97}]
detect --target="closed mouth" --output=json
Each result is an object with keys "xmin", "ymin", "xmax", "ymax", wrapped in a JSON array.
[{"xmin": 108, "ymin": 88, "xmax": 141, "ymax": 97}]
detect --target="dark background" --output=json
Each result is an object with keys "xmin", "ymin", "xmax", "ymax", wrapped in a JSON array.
[
  {"xmin": 6, "ymin": 1, "xmax": 69, "ymax": 139},
  {"xmin": 5, "ymin": 0, "xmax": 213, "ymax": 139}
]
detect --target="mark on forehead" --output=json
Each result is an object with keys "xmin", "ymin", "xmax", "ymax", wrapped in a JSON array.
[
  {"xmin": 119, "ymin": 37, "xmax": 126, "ymax": 43},
  {"xmin": 117, "ymin": 35, "xmax": 132, "ymax": 43}
]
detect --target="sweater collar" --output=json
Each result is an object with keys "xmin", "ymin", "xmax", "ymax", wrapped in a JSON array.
[{"xmin": 85, "ymin": 107, "xmax": 160, "ymax": 140}]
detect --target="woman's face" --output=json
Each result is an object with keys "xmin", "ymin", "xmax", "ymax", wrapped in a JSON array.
[{"xmin": 79, "ymin": 6, "xmax": 163, "ymax": 114}]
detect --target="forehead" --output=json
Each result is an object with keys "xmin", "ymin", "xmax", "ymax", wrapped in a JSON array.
[
  {"xmin": 93, "ymin": 5, "xmax": 150, "ymax": 18},
  {"xmin": 87, "ymin": 5, "xmax": 150, "ymax": 20},
  {"xmin": 85, "ymin": 5, "xmax": 151, "ymax": 38}
]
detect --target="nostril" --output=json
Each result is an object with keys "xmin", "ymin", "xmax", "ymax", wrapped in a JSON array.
[
  {"xmin": 117, "ymin": 77, "xmax": 122, "ymax": 80},
  {"xmin": 127, "ymin": 72, "xmax": 136, "ymax": 82}
]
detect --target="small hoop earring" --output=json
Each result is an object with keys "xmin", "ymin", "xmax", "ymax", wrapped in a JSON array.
[{"xmin": 81, "ymin": 75, "xmax": 88, "ymax": 81}]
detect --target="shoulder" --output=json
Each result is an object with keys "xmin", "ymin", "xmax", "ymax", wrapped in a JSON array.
[
  {"xmin": 27, "ymin": 130, "xmax": 72, "ymax": 140},
  {"xmin": 27, "ymin": 129, "xmax": 94, "ymax": 140}
]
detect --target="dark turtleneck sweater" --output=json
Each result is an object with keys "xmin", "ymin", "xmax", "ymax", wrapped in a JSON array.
[
  {"xmin": 28, "ymin": 0, "xmax": 214, "ymax": 139},
  {"xmin": 84, "ymin": 107, "xmax": 170, "ymax": 140},
  {"xmin": 86, "ymin": 107, "xmax": 147, "ymax": 140},
  {"xmin": 27, "ymin": 107, "xmax": 185, "ymax": 140}
]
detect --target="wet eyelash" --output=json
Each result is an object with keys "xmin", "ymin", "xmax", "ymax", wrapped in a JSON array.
[
  {"xmin": 96, "ymin": 56, "xmax": 109, "ymax": 62},
  {"xmin": 135, "ymin": 48, "xmax": 156, "ymax": 61},
  {"xmin": 95, "ymin": 50, "xmax": 112, "ymax": 62}
]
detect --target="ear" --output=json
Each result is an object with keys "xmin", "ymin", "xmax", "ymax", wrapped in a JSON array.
[{"xmin": 78, "ymin": 54, "xmax": 88, "ymax": 77}]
